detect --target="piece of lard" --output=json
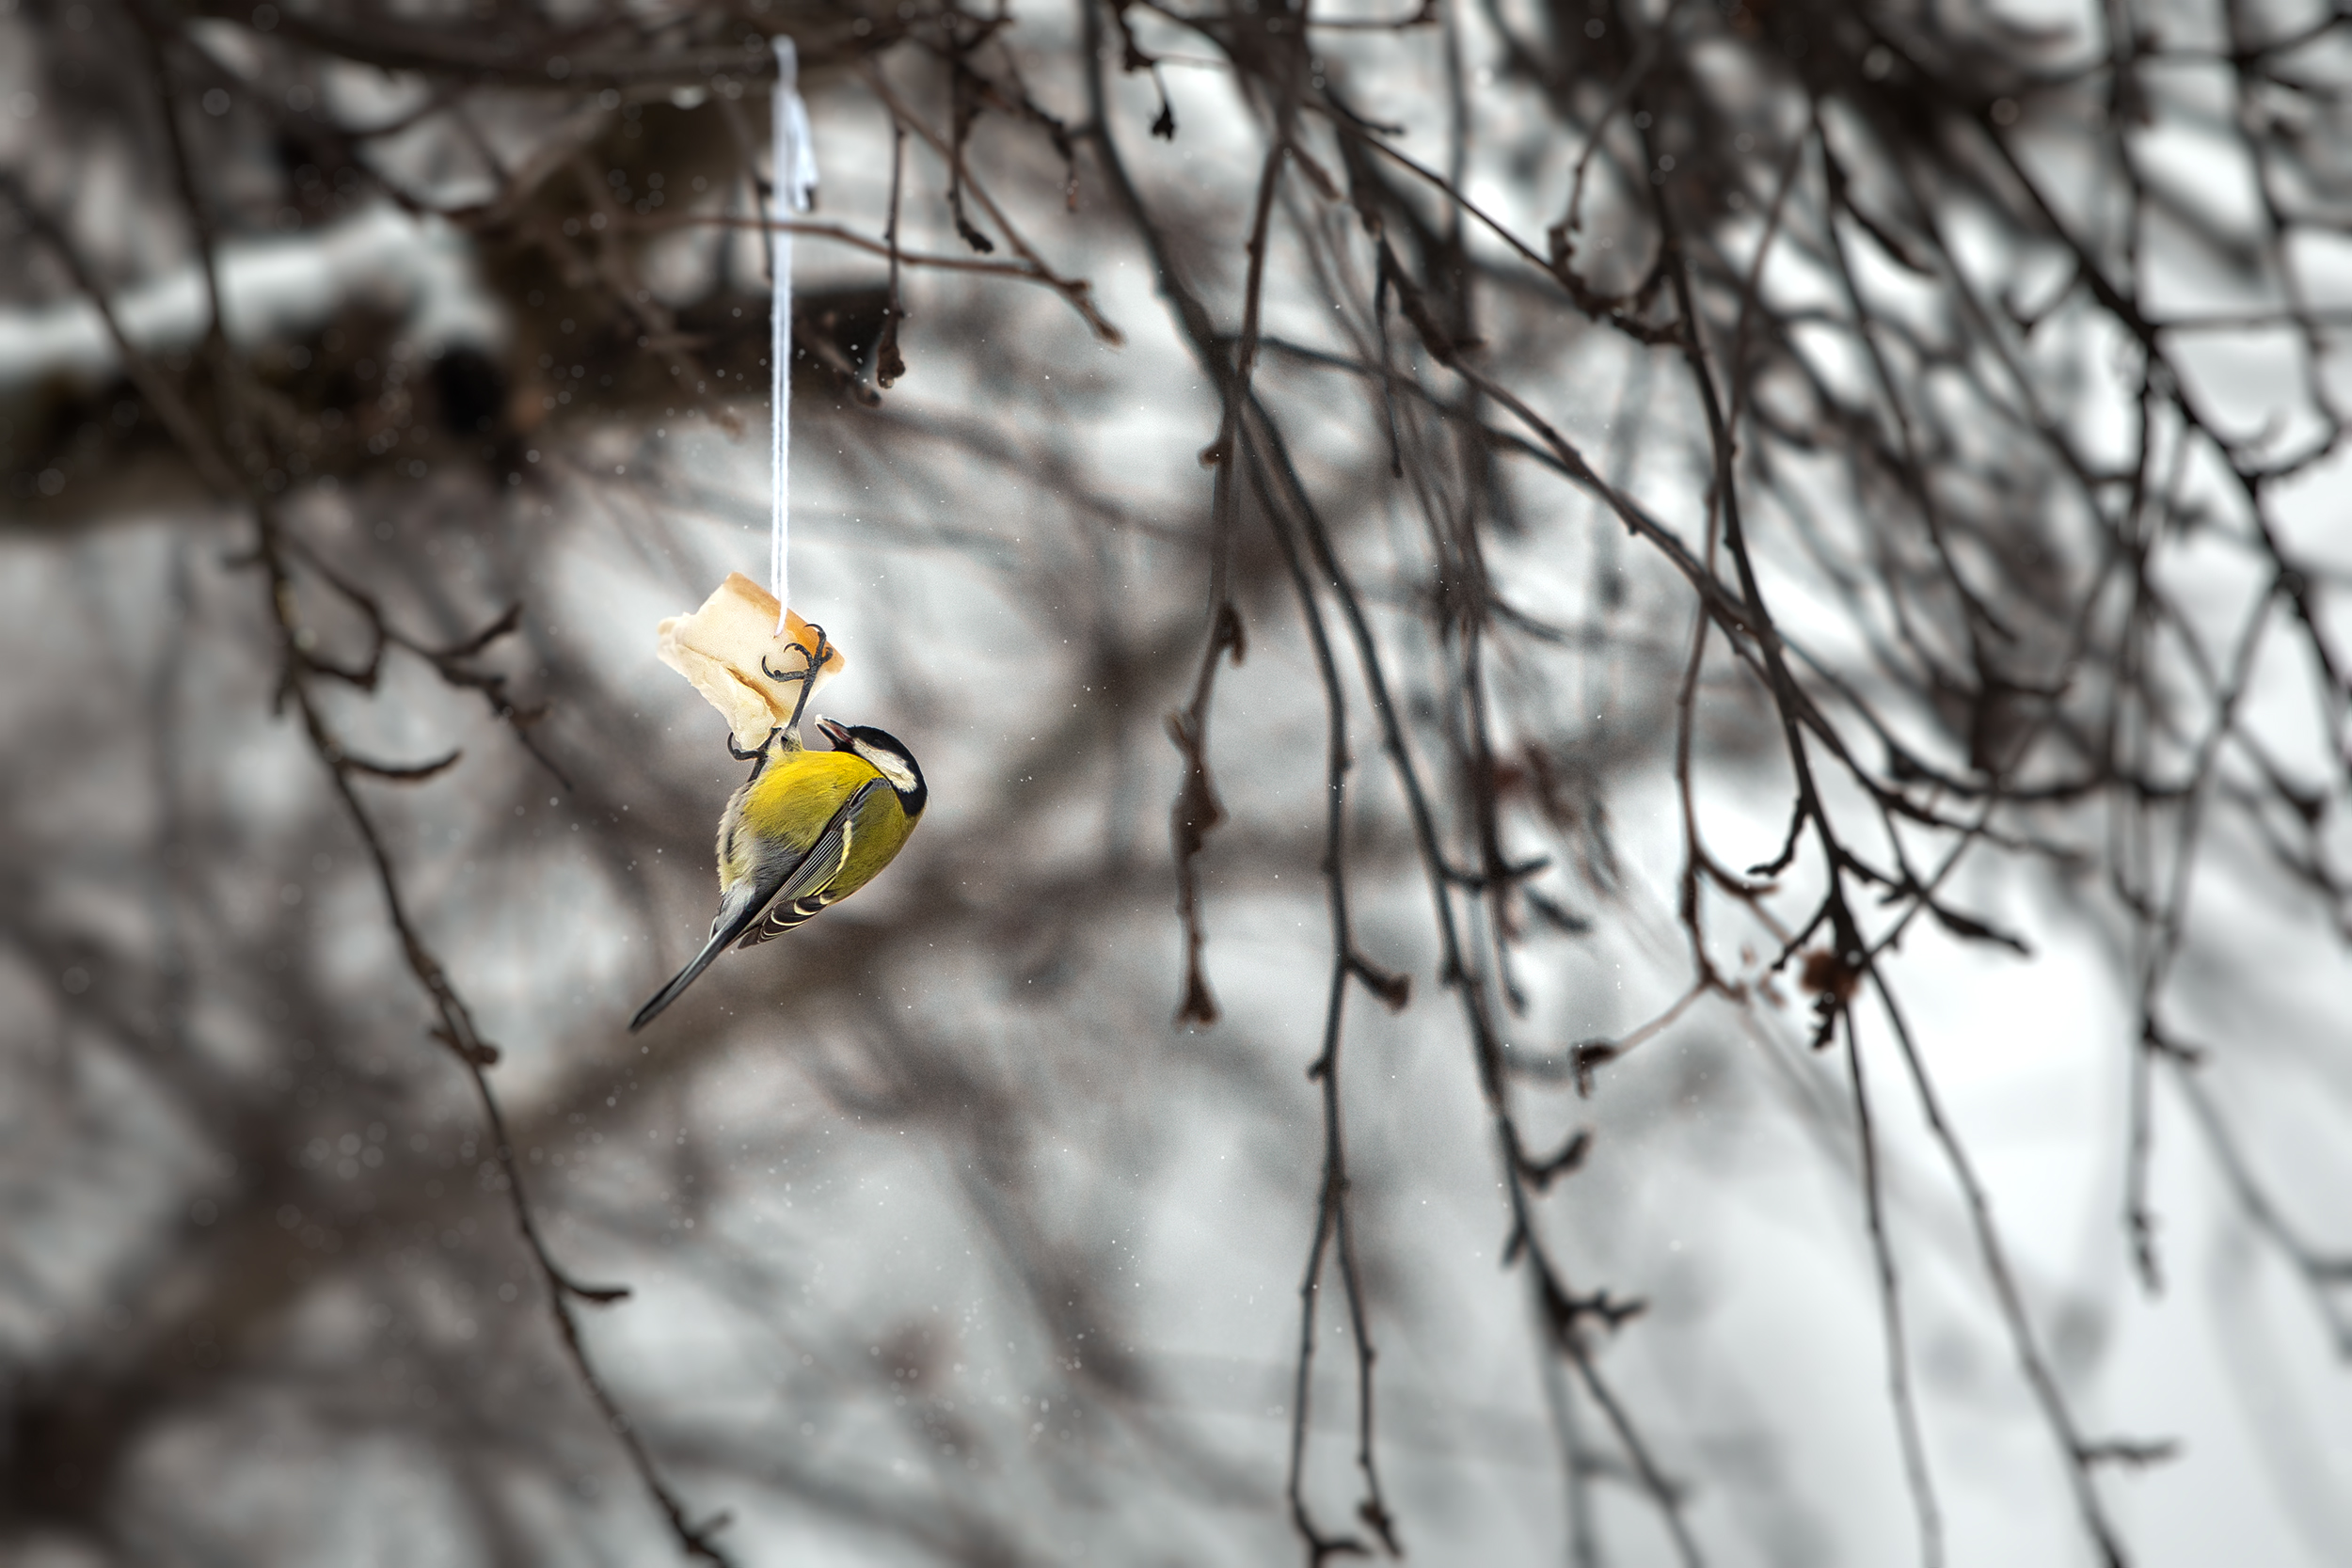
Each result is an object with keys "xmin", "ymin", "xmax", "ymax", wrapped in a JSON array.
[{"xmin": 655, "ymin": 573, "xmax": 847, "ymax": 751}]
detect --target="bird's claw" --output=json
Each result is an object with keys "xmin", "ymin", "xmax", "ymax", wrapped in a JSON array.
[
  {"xmin": 768, "ymin": 623, "xmax": 832, "ymax": 730},
  {"xmin": 759, "ymin": 623, "xmax": 833, "ymax": 688}
]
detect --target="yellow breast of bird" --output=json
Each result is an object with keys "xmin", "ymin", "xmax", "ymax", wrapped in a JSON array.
[{"xmin": 738, "ymin": 749, "xmax": 881, "ymax": 857}]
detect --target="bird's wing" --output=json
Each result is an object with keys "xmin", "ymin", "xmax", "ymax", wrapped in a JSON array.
[{"xmin": 735, "ymin": 779, "xmax": 884, "ymax": 948}]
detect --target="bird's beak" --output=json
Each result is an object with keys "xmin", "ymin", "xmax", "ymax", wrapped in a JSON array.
[{"xmin": 815, "ymin": 717, "xmax": 853, "ymax": 750}]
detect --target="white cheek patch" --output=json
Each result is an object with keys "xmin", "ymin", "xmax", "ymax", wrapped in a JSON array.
[{"xmin": 860, "ymin": 745, "xmax": 917, "ymax": 794}]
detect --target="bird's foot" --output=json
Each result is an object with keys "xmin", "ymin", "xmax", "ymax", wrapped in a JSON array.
[
  {"xmin": 728, "ymin": 726, "xmax": 781, "ymax": 763},
  {"xmin": 784, "ymin": 624, "xmax": 832, "ymax": 729},
  {"xmin": 759, "ymin": 623, "xmax": 833, "ymax": 688}
]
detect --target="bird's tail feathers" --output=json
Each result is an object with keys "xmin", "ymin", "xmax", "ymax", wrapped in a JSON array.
[{"xmin": 628, "ymin": 889, "xmax": 770, "ymax": 1032}]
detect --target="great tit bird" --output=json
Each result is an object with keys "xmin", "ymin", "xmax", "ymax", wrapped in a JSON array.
[{"xmin": 630, "ymin": 711, "xmax": 927, "ymax": 1032}]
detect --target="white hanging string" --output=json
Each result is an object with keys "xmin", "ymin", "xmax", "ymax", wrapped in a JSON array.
[{"xmin": 769, "ymin": 36, "xmax": 819, "ymax": 634}]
